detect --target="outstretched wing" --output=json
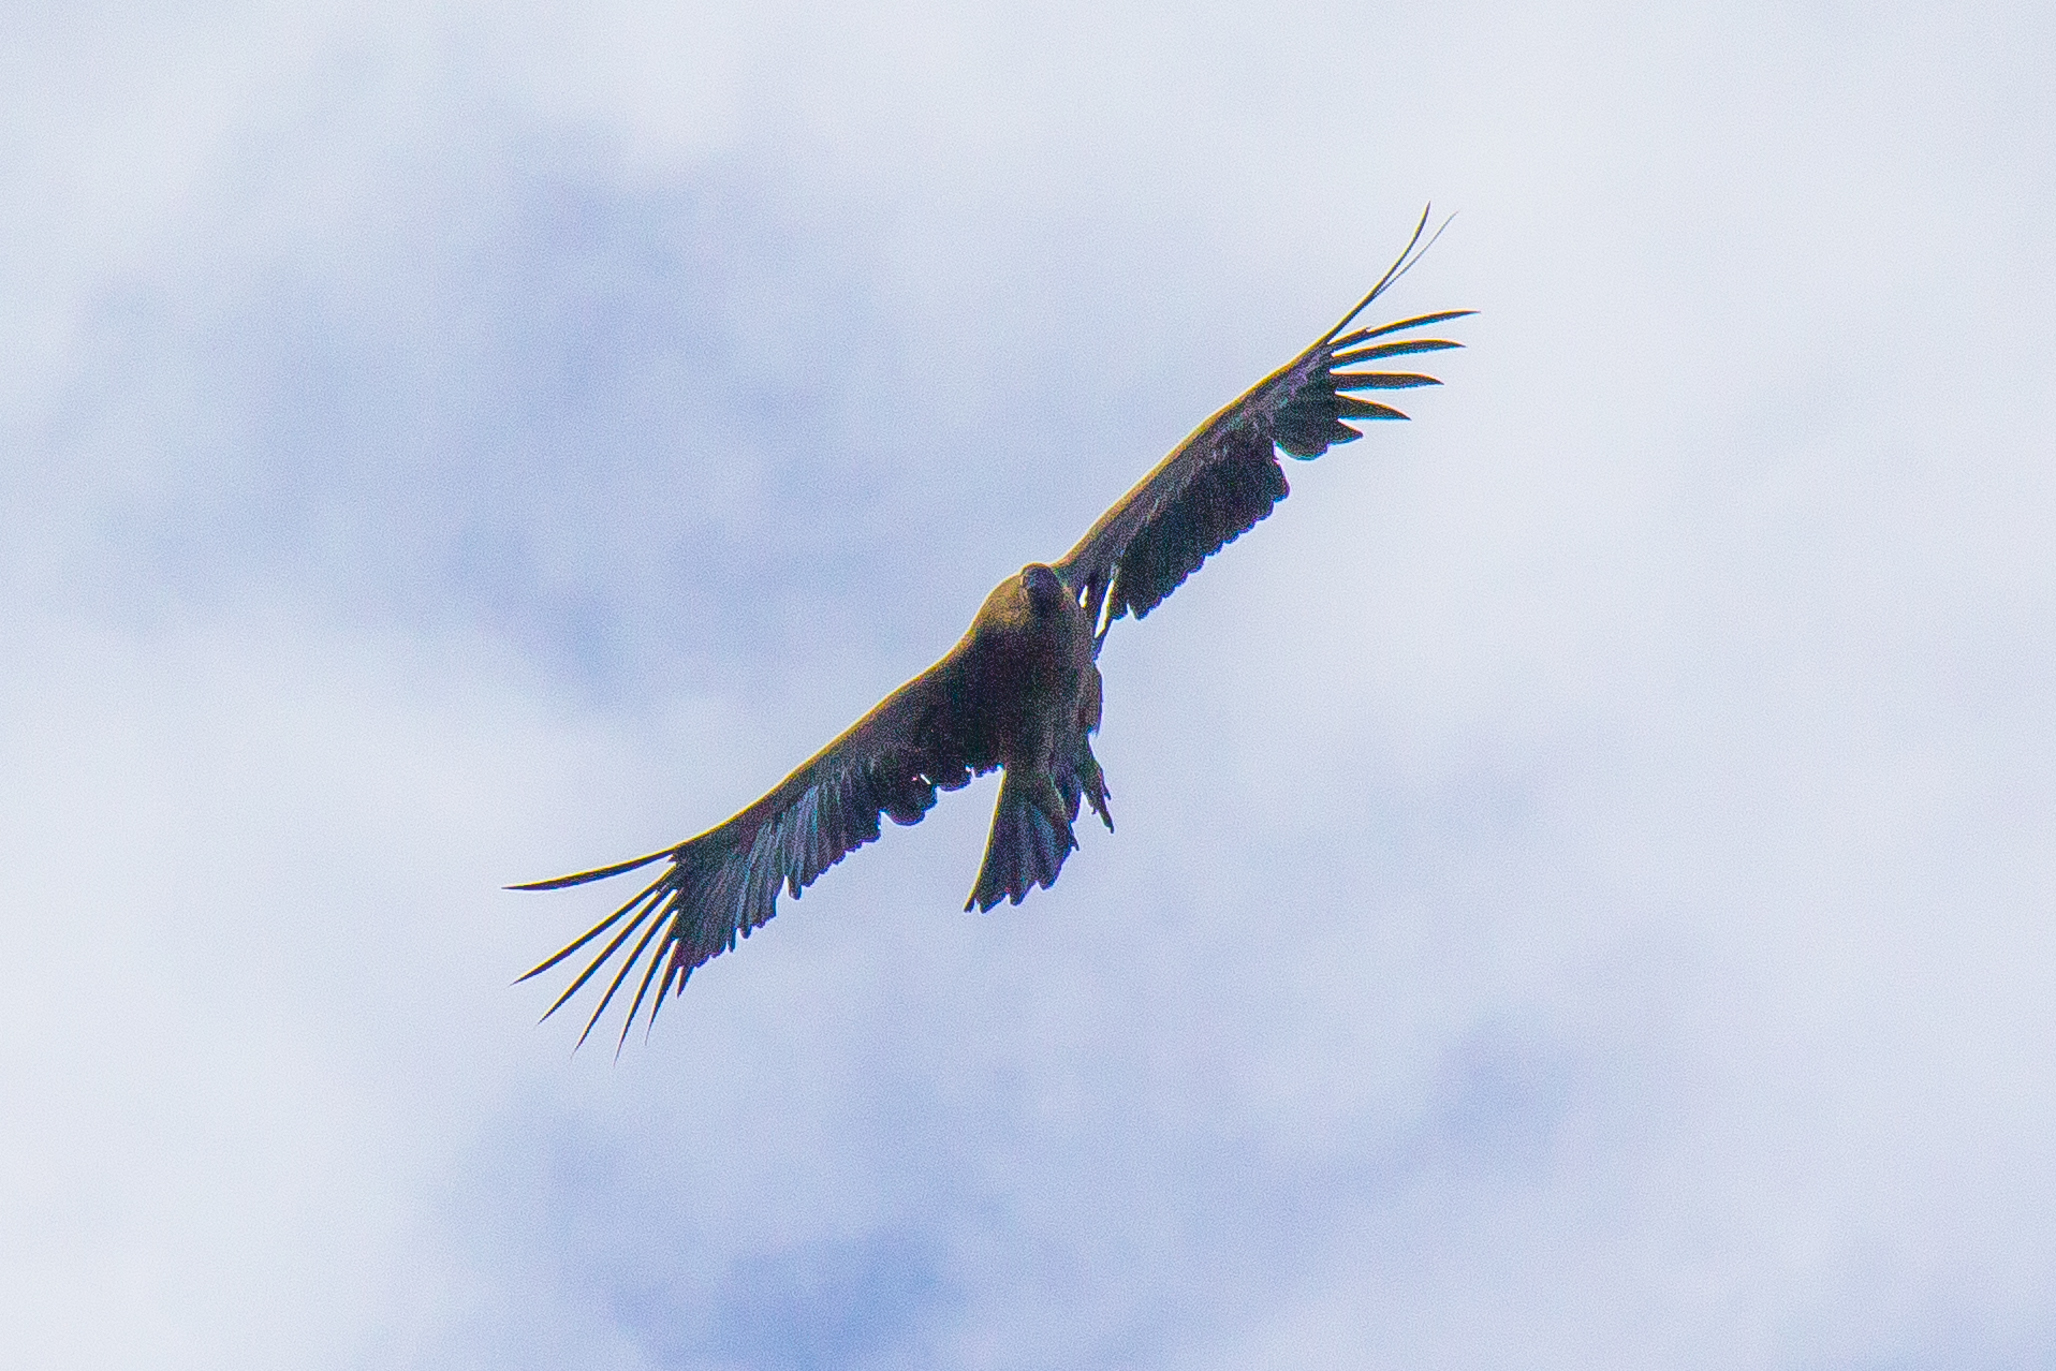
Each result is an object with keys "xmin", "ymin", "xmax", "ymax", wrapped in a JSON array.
[
  {"xmin": 513, "ymin": 656, "xmax": 993, "ymax": 1049},
  {"xmin": 1056, "ymin": 209, "xmax": 1469, "ymax": 645}
]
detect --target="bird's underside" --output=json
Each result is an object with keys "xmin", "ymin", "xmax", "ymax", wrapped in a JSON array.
[{"xmin": 517, "ymin": 210, "xmax": 1470, "ymax": 1047}]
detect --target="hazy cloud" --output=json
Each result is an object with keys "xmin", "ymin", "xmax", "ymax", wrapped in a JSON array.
[{"xmin": 4, "ymin": 1, "xmax": 2054, "ymax": 1368}]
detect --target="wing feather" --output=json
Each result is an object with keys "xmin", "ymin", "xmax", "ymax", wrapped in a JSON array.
[
  {"xmin": 513, "ymin": 653, "xmax": 993, "ymax": 1047},
  {"xmin": 1056, "ymin": 209, "xmax": 1469, "ymax": 643}
]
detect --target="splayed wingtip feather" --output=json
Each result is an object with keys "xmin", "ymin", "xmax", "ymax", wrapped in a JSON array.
[
  {"xmin": 507, "ymin": 845, "xmax": 675, "ymax": 891},
  {"xmin": 576, "ymin": 902, "xmax": 673, "ymax": 1050}
]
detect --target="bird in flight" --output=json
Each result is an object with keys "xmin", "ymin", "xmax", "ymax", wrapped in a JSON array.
[{"xmin": 517, "ymin": 210, "xmax": 1468, "ymax": 1047}]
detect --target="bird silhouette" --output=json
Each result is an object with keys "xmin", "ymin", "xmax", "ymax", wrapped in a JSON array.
[{"xmin": 516, "ymin": 210, "xmax": 1468, "ymax": 1047}]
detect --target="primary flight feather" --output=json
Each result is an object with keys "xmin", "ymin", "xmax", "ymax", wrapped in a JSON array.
[{"xmin": 516, "ymin": 210, "xmax": 1469, "ymax": 1047}]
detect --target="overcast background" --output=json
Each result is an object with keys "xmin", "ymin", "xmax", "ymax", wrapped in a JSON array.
[{"xmin": 4, "ymin": 1, "xmax": 2054, "ymax": 1367}]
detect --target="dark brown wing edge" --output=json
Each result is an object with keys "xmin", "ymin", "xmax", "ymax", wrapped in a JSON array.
[
  {"xmin": 510, "ymin": 653, "xmax": 991, "ymax": 1051},
  {"xmin": 1054, "ymin": 207, "xmax": 1471, "ymax": 646}
]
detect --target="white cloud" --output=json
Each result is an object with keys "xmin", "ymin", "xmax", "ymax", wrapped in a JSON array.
[{"xmin": 4, "ymin": 0, "xmax": 2055, "ymax": 1366}]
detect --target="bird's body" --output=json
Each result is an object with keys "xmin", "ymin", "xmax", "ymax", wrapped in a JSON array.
[
  {"xmin": 948, "ymin": 564, "xmax": 1107, "ymax": 912},
  {"xmin": 951, "ymin": 564, "xmax": 1098, "ymax": 795},
  {"xmin": 519, "ymin": 213, "xmax": 1467, "ymax": 1046}
]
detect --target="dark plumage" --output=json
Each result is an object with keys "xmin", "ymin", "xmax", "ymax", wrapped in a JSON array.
[{"xmin": 516, "ymin": 211, "xmax": 1469, "ymax": 1046}]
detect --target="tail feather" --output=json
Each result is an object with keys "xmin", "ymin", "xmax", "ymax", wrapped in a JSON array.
[{"xmin": 966, "ymin": 770, "xmax": 1076, "ymax": 912}]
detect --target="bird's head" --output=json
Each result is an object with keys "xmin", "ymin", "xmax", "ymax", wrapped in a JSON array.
[{"xmin": 1019, "ymin": 564, "xmax": 1068, "ymax": 619}]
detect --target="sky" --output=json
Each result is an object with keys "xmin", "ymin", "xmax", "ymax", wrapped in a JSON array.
[{"xmin": 3, "ymin": 1, "xmax": 2054, "ymax": 1367}]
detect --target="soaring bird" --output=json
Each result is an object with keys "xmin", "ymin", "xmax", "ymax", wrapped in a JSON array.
[{"xmin": 517, "ymin": 212, "xmax": 1468, "ymax": 1046}]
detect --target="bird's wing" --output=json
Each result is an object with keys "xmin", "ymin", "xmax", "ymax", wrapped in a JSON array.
[
  {"xmin": 513, "ymin": 653, "xmax": 992, "ymax": 1049},
  {"xmin": 1055, "ymin": 210, "xmax": 1469, "ymax": 646}
]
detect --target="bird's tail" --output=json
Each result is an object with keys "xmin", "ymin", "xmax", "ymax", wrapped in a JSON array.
[
  {"xmin": 966, "ymin": 769, "xmax": 1077, "ymax": 912},
  {"xmin": 965, "ymin": 738, "xmax": 1112, "ymax": 913}
]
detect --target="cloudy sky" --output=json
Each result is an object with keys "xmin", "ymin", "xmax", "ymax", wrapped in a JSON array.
[{"xmin": 4, "ymin": 1, "xmax": 2054, "ymax": 1366}]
